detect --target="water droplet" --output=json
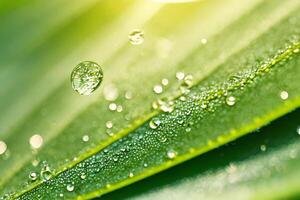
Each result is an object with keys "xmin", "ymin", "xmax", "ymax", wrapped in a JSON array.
[
  {"xmin": 167, "ymin": 150, "xmax": 177, "ymax": 159},
  {"xmin": 179, "ymin": 96, "xmax": 186, "ymax": 101},
  {"xmin": 113, "ymin": 157, "xmax": 118, "ymax": 162},
  {"xmin": 66, "ymin": 184, "xmax": 74, "ymax": 192},
  {"xmin": 32, "ymin": 159, "xmax": 40, "ymax": 167},
  {"xmin": 293, "ymin": 48, "xmax": 299, "ymax": 53},
  {"xmin": 108, "ymin": 103, "xmax": 117, "ymax": 111},
  {"xmin": 129, "ymin": 172, "xmax": 134, "ymax": 178},
  {"xmin": 0, "ymin": 141, "xmax": 7, "ymax": 155},
  {"xmin": 260, "ymin": 144, "xmax": 267, "ymax": 152},
  {"xmin": 40, "ymin": 164, "xmax": 52, "ymax": 181},
  {"xmin": 280, "ymin": 91, "xmax": 289, "ymax": 100},
  {"xmin": 297, "ymin": 126, "xmax": 300, "ymax": 135},
  {"xmin": 71, "ymin": 61, "xmax": 103, "ymax": 95},
  {"xmin": 129, "ymin": 29, "xmax": 144, "ymax": 45},
  {"xmin": 185, "ymin": 127, "xmax": 191, "ymax": 132},
  {"xmin": 153, "ymin": 85, "xmax": 163, "ymax": 94},
  {"xmin": 103, "ymin": 84, "xmax": 119, "ymax": 101},
  {"xmin": 176, "ymin": 72, "xmax": 185, "ymax": 80},
  {"xmin": 161, "ymin": 78, "xmax": 169, "ymax": 86},
  {"xmin": 149, "ymin": 118, "xmax": 161, "ymax": 129},
  {"xmin": 143, "ymin": 163, "xmax": 148, "ymax": 167},
  {"xmin": 29, "ymin": 172, "xmax": 37, "ymax": 181},
  {"xmin": 29, "ymin": 134, "xmax": 43, "ymax": 149},
  {"xmin": 82, "ymin": 135, "xmax": 89, "ymax": 142},
  {"xmin": 106, "ymin": 121, "xmax": 113, "ymax": 129},
  {"xmin": 117, "ymin": 105, "xmax": 123, "ymax": 112},
  {"xmin": 183, "ymin": 74, "xmax": 193, "ymax": 87},
  {"xmin": 125, "ymin": 91, "xmax": 133, "ymax": 99},
  {"xmin": 80, "ymin": 173, "xmax": 86, "ymax": 180},
  {"xmin": 226, "ymin": 96, "xmax": 236, "ymax": 106},
  {"xmin": 201, "ymin": 38, "xmax": 207, "ymax": 44},
  {"xmin": 59, "ymin": 193, "xmax": 64, "ymax": 197}
]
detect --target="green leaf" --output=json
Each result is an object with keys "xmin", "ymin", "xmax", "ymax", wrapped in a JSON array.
[{"xmin": 0, "ymin": 0, "xmax": 300, "ymax": 199}]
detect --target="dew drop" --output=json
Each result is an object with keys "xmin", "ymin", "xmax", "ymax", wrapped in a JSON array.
[
  {"xmin": 185, "ymin": 127, "xmax": 191, "ymax": 132},
  {"xmin": 108, "ymin": 103, "xmax": 117, "ymax": 111},
  {"xmin": 201, "ymin": 38, "xmax": 207, "ymax": 44},
  {"xmin": 280, "ymin": 91, "xmax": 289, "ymax": 100},
  {"xmin": 153, "ymin": 85, "xmax": 163, "ymax": 94},
  {"xmin": 29, "ymin": 134, "xmax": 43, "ymax": 149},
  {"xmin": 297, "ymin": 126, "xmax": 300, "ymax": 135},
  {"xmin": 59, "ymin": 194, "xmax": 64, "ymax": 197},
  {"xmin": 113, "ymin": 157, "xmax": 118, "ymax": 162},
  {"xmin": 143, "ymin": 163, "xmax": 148, "ymax": 168},
  {"xmin": 71, "ymin": 61, "xmax": 103, "ymax": 95},
  {"xmin": 183, "ymin": 74, "xmax": 193, "ymax": 87},
  {"xmin": 40, "ymin": 164, "xmax": 52, "ymax": 181},
  {"xmin": 80, "ymin": 173, "xmax": 86, "ymax": 180},
  {"xmin": 226, "ymin": 96, "xmax": 236, "ymax": 106},
  {"xmin": 149, "ymin": 118, "xmax": 161, "ymax": 129},
  {"xmin": 103, "ymin": 84, "xmax": 119, "ymax": 101},
  {"xmin": 82, "ymin": 135, "xmax": 89, "ymax": 142},
  {"xmin": 66, "ymin": 184, "xmax": 74, "ymax": 192},
  {"xmin": 167, "ymin": 150, "xmax": 177, "ymax": 159},
  {"xmin": 129, "ymin": 172, "xmax": 134, "ymax": 178},
  {"xmin": 29, "ymin": 172, "xmax": 38, "ymax": 181},
  {"xmin": 176, "ymin": 72, "xmax": 185, "ymax": 80},
  {"xmin": 161, "ymin": 78, "xmax": 169, "ymax": 86},
  {"xmin": 32, "ymin": 159, "xmax": 40, "ymax": 167},
  {"xmin": 0, "ymin": 141, "xmax": 7, "ymax": 155},
  {"xmin": 260, "ymin": 144, "xmax": 267, "ymax": 152},
  {"xmin": 106, "ymin": 121, "xmax": 113, "ymax": 129},
  {"xmin": 129, "ymin": 29, "xmax": 144, "ymax": 45},
  {"xmin": 117, "ymin": 105, "xmax": 123, "ymax": 113},
  {"xmin": 125, "ymin": 91, "xmax": 133, "ymax": 99},
  {"xmin": 293, "ymin": 48, "xmax": 299, "ymax": 53}
]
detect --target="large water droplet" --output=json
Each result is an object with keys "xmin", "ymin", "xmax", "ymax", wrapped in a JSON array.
[
  {"xmin": 71, "ymin": 61, "xmax": 103, "ymax": 95},
  {"xmin": 129, "ymin": 29, "xmax": 144, "ymax": 45}
]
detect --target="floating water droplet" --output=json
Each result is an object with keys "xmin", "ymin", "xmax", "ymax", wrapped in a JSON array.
[
  {"xmin": 201, "ymin": 38, "xmax": 207, "ymax": 44},
  {"xmin": 0, "ymin": 141, "xmax": 7, "ymax": 155},
  {"xmin": 106, "ymin": 121, "xmax": 113, "ymax": 129},
  {"xmin": 226, "ymin": 96, "xmax": 236, "ymax": 106},
  {"xmin": 149, "ymin": 118, "xmax": 161, "ymax": 129},
  {"xmin": 161, "ymin": 78, "xmax": 169, "ymax": 86},
  {"xmin": 71, "ymin": 61, "xmax": 103, "ymax": 95},
  {"xmin": 29, "ymin": 134, "xmax": 43, "ymax": 149},
  {"xmin": 176, "ymin": 72, "xmax": 185, "ymax": 80},
  {"xmin": 260, "ymin": 144, "xmax": 267, "ymax": 152},
  {"xmin": 82, "ymin": 135, "xmax": 89, "ymax": 142},
  {"xmin": 153, "ymin": 85, "xmax": 163, "ymax": 94},
  {"xmin": 40, "ymin": 164, "xmax": 52, "ymax": 181},
  {"xmin": 280, "ymin": 91, "xmax": 289, "ymax": 100},
  {"xmin": 129, "ymin": 29, "xmax": 144, "ymax": 45},
  {"xmin": 129, "ymin": 172, "xmax": 134, "ymax": 178},
  {"xmin": 29, "ymin": 172, "xmax": 37, "ymax": 181},
  {"xmin": 66, "ymin": 184, "xmax": 74, "ymax": 192},
  {"xmin": 108, "ymin": 103, "xmax": 117, "ymax": 111},
  {"xmin": 80, "ymin": 173, "xmax": 86, "ymax": 180},
  {"xmin": 167, "ymin": 150, "xmax": 177, "ymax": 159}
]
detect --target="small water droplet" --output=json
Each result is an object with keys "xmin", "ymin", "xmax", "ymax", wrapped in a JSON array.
[
  {"xmin": 117, "ymin": 105, "xmax": 123, "ymax": 112},
  {"xmin": 129, "ymin": 29, "xmax": 144, "ymax": 45},
  {"xmin": 106, "ymin": 121, "xmax": 113, "ymax": 129},
  {"xmin": 104, "ymin": 84, "xmax": 119, "ymax": 101},
  {"xmin": 293, "ymin": 48, "xmax": 299, "ymax": 53},
  {"xmin": 29, "ymin": 172, "xmax": 38, "ymax": 181},
  {"xmin": 71, "ymin": 61, "xmax": 103, "ymax": 95},
  {"xmin": 185, "ymin": 127, "xmax": 191, "ymax": 132},
  {"xmin": 179, "ymin": 96, "xmax": 186, "ymax": 101},
  {"xmin": 66, "ymin": 184, "xmax": 74, "ymax": 192},
  {"xmin": 161, "ymin": 78, "xmax": 169, "ymax": 86},
  {"xmin": 82, "ymin": 135, "xmax": 89, "ymax": 142},
  {"xmin": 40, "ymin": 164, "xmax": 52, "ymax": 181},
  {"xmin": 167, "ymin": 150, "xmax": 177, "ymax": 159},
  {"xmin": 153, "ymin": 85, "xmax": 163, "ymax": 94},
  {"xmin": 29, "ymin": 134, "xmax": 43, "ymax": 149},
  {"xmin": 280, "ymin": 91, "xmax": 289, "ymax": 100},
  {"xmin": 226, "ymin": 96, "xmax": 236, "ymax": 106},
  {"xmin": 176, "ymin": 72, "xmax": 185, "ymax": 80},
  {"xmin": 201, "ymin": 38, "xmax": 207, "ymax": 44},
  {"xmin": 149, "ymin": 118, "xmax": 161, "ymax": 129},
  {"xmin": 143, "ymin": 163, "xmax": 148, "ymax": 167},
  {"xmin": 113, "ymin": 157, "xmax": 118, "ymax": 162},
  {"xmin": 297, "ymin": 126, "xmax": 300, "ymax": 135},
  {"xmin": 183, "ymin": 74, "xmax": 193, "ymax": 87},
  {"xmin": 59, "ymin": 193, "xmax": 64, "ymax": 197},
  {"xmin": 129, "ymin": 172, "xmax": 134, "ymax": 178},
  {"xmin": 108, "ymin": 103, "xmax": 117, "ymax": 111},
  {"xmin": 80, "ymin": 173, "xmax": 86, "ymax": 180},
  {"xmin": 260, "ymin": 144, "xmax": 267, "ymax": 152},
  {"xmin": 125, "ymin": 91, "xmax": 133, "ymax": 99},
  {"xmin": 0, "ymin": 141, "xmax": 7, "ymax": 155}
]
